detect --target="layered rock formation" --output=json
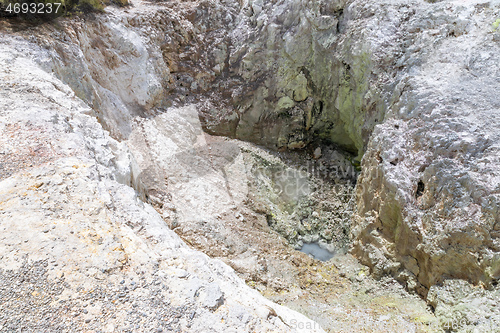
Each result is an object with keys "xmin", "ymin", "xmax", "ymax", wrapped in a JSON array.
[
  {"xmin": 350, "ymin": 0, "xmax": 500, "ymax": 296},
  {"xmin": 0, "ymin": 34, "xmax": 322, "ymax": 332},
  {"xmin": 28, "ymin": 0, "xmax": 386, "ymax": 158},
  {"xmin": 1, "ymin": 0, "xmax": 500, "ymax": 331}
]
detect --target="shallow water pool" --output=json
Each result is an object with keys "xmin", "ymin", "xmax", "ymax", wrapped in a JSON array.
[{"xmin": 299, "ymin": 242, "xmax": 334, "ymax": 261}]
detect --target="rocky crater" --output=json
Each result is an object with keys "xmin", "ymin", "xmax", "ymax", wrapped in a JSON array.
[{"xmin": 1, "ymin": 0, "xmax": 500, "ymax": 331}]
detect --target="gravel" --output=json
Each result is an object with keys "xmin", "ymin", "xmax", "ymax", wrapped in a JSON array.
[{"xmin": 0, "ymin": 260, "xmax": 196, "ymax": 332}]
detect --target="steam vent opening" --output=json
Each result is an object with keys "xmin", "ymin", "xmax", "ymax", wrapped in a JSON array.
[
  {"xmin": 416, "ymin": 180, "xmax": 425, "ymax": 198},
  {"xmin": 2, "ymin": 0, "xmax": 500, "ymax": 331}
]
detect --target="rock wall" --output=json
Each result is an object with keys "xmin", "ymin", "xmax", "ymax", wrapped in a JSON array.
[
  {"xmin": 18, "ymin": 0, "xmax": 373, "ymax": 261},
  {"xmin": 36, "ymin": 0, "xmax": 498, "ymax": 300},
  {"xmin": 2, "ymin": 0, "xmax": 500, "ymax": 330},
  {"xmin": 350, "ymin": 0, "xmax": 500, "ymax": 299},
  {"xmin": 29, "ymin": 0, "xmax": 389, "ymax": 159},
  {"xmin": 200, "ymin": 0, "xmax": 388, "ymax": 157},
  {"xmin": 0, "ymin": 32, "xmax": 323, "ymax": 332}
]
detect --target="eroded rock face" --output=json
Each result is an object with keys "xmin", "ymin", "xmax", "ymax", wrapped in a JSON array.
[
  {"xmin": 2, "ymin": 0, "xmax": 500, "ymax": 331},
  {"xmin": 14, "ymin": 0, "xmax": 367, "ymax": 266},
  {"xmin": 0, "ymin": 35, "xmax": 323, "ymax": 333},
  {"xmin": 0, "ymin": 20, "xmax": 434, "ymax": 333},
  {"xmin": 28, "ymin": 0, "xmax": 389, "ymax": 158},
  {"xmin": 199, "ymin": 0, "xmax": 388, "ymax": 156},
  {"xmin": 350, "ymin": 0, "xmax": 500, "ymax": 299}
]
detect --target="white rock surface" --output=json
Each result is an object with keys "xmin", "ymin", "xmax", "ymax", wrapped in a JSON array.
[
  {"xmin": 2, "ymin": 0, "xmax": 500, "ymax": 331},
  {"xmin": 351, "ymin": 0, "xmax": 500, "ymax": 293},
  {"xmin": 0, "ymin": 35, "xmax": 323, "ymax": 332}
]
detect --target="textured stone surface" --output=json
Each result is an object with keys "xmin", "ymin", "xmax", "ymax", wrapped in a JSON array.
[
  {"xmin": 427, "ymin": 280, "xmax": 500, "ymax": 332},
  {"xmin": 0, "ymin": 35, "xmax": 322, "ymax": 332},
  {"xmin": 350, "ymin": 0, "xmax": 500, "ymax": 295},
  {"xmin": 0, "ymin": 5, "xmax": 440, "ymax": 331},
  {"xmin": 2, "ymin": 0, "xmax": 500, "ymax": 331},
  {"xmin": 0, "ymin": 26, "xmax": 437, "ymax": 333},
  {"xmin": 23, "ymin": 0, "xmax": 386, "ymax": 158}
]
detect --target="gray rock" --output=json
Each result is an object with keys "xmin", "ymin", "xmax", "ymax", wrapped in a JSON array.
[
  {"xmin": 2, "ymin": 0, "xmax": 499, "ymax": 331},
  {"xmin": 198, "ymin": 284, "xmax": 224, "ymax": 311},
  {"xmin": 350, "ymin": 0, "xmax": 500, "ymax": 296},
  {"xmin": 0, "ymin": 31, "xmax": 323, "ymax": 333}
]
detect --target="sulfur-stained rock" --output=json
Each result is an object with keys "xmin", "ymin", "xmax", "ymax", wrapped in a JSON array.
[{"xmin": 2, "ymin": 0, "xmax": 500, "ymax": 330}]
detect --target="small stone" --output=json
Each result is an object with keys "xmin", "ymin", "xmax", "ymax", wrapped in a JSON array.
[
  {"xmin": 213, "ymin": 64, "xmax": 221, "ymax": 75},
  {"xmin": 198, "ymin": 283, "xmax": 224, "ymax": 311},
  {"xmin": 277, "ymin": 96, "xmax": 295, "ymax": 110},
  {"xmin": 313, "ymin": 147, "xmax": 322, "ymax": 159}
]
